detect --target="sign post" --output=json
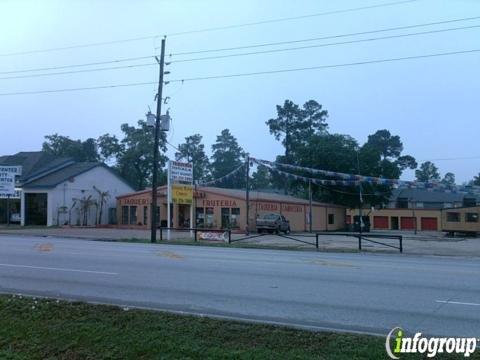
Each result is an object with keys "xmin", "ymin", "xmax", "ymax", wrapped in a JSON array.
[
  {"xmin": 167, "ymin": 161, "xmax": 193, "ymax": 240},
  {"xmin": 0, "ymin": 166, "xmax": 22, "ymax": 226}
]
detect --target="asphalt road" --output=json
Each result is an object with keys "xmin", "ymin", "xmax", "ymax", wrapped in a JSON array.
[{"xmin": 0, "ymin": 235, "xmax": 479, "ymax": 338}]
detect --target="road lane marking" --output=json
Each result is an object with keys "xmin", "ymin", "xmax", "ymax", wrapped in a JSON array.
[
  {"xmin": 0, "ymin": 263, "xmax": 117, "ymax": 275},
  {"xmin": 435, "ymin": 300, "xmax": 480, "ymax": 307}
]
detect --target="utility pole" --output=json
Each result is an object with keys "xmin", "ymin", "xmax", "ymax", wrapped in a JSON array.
[
  {"xmin": 150, "ymin": 37, "xmax": 166, "ymax": 243},
  {"xmin": 309, "ymin": 179, "xmax": 313, "ymax": 232},
  {"xmin": 245, "ymin": 156, "xmax": 250, "ymax": 235},
  {"xmin": 284, "ymin": 117, "xmax": 290, "ymax": 195},
  {"xmin": 6, "ymin": 194, "xmax": 10, "ymax": 226},
  {"xmin": 356, "ymin": 151, "xmax": 364, "ymax": 236}
]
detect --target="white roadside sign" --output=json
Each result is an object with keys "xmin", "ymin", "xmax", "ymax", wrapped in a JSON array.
[
  {"xmin": 0, "ymin": 173, "xmax": 15, "ymax": 195},
  {"xmin": 169, "ymin": 161, "xmax": 193, "ymax": 184},
  {"xmin": 0, "ymin": 166, "xmax": 22, "ymax": 196}
]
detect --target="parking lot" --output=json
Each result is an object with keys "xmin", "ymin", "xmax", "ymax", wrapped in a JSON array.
[{"xmin": 0, "ymin": 226, "xmax": 479, "ymax": 257}]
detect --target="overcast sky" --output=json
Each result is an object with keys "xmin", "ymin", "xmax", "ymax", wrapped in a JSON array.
[{"xmin": 1, "ymin": 0, "xmax": 479, "ymax": 183}]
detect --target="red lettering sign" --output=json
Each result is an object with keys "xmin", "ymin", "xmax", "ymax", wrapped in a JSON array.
[
  {"xmin": 281, "ymin": 204, "xmax": 303, "ymax": 213},
  {"xmin": 258, "ymin": 203, "xmax": 279, "ymax": 211},
  {"xmin": 202, "ymin": 199, "xmax": 237, "ymax": 207}
]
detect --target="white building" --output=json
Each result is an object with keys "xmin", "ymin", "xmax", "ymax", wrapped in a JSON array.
[{"xmin": 0, "ymin": 152, "xmax": 134, "ymax": 226}]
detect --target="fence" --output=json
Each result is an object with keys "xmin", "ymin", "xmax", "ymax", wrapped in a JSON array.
[{"xmin": 315, "ymin": 232, "xmax": 403, "ymax": 253}]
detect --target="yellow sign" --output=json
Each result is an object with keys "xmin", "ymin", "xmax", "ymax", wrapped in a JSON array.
[{"xmin": 172, "ymin": 184, "xmax": 193, "ymax": 205}]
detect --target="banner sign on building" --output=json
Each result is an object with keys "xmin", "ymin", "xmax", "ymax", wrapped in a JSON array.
[{"xmin": 172, "ymin": 184, "xmax": 193, "ymax": 205}]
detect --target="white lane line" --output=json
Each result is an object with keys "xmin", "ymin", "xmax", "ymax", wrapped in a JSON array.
[
  {"xmin": 0, "ymin": 263, "xmax": 117, "ymax": 275},
  {"xmin": 436, "ymin": 300, "xmax": 480, "ymax": 307}
]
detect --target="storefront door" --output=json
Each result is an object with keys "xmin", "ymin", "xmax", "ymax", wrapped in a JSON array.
[{"xmin": 25, "ymin": 193, "xmax": 47, "ymax": 226}]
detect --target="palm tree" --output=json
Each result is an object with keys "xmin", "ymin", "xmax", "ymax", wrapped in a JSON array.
[
  {"xmin": 93, "ymin": 186, "xmax": 110, "ymax": 225},
  {"xmin": 72, "ymin": 195, "xmax": 97, "ymax": 226}
]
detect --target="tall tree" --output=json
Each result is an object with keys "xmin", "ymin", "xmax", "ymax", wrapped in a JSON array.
[
  {"xmin": 266, "ymin": 99, "xmax": 328, "ymax": 162},
  {"xmin": 42, "ymin": 134, "xmax": 99, "ymax": 162},
  {"xmin": 365, "ymin": 129, "xmax": 403, "ymax": 160},
  {"xmin": 415, "ymin": 161, "xmax": 440, "ymax": 182},
  {"xmin": 210, "ymin": 129, "xmax": 246, "ymax": 188},
  {"xmin": 250, "ymin": 165, "xmax": 273, "ymax": 190},
  {"xmin": 175, "ymin": 134, "xmax": 210, "ymax": 181},
  {"xmin": 97, "ymin": 133, "xmax": 122, "ymax": 163},
  {"xmin": 472, "ymin": 173, "xmax": 480, "ymax": 186},
  {"xmin": 288, "ymin": 130, "xmax": 417, "ymax": 208},
  {"xmin": 441, "ymin": 172, "xmax": 456, "ymax": 186},
  {"xmin": 97, "ymin": 121, "xmax": 168, "ymax": 190}
]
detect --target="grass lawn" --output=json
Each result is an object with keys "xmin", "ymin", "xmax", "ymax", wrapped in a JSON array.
[{"xmin": 1, "ymin": 295, "xmax": 476, "ymax": 360}]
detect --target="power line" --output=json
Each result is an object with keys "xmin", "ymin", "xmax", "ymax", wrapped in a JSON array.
[
  {"xmin": 0, "ymin": 0, "xmax": 419, "ymax": 57},
  {"xmin": 170, "ymin": 15, "xmax": 480, "ymax": 56},
  {"xmin": 0, "ymin": 63, "xmax": 157, "ymax": 81},
  {"xmin": 166, "ymin": 0, "xmax": 420, "ymax": 36},
  {"xmin": 0, "ymin": 36, "xmax": 160, "ymax": 57},
  {"xmin": 5, "ymin": 16, "xmax": 478, "ymax": 77},
  {"xmin": 0, "ymin": 55, "xmax": 155, "ymax": 75},
  {"xmin": 1, "ymin": 48, "xmax": 478, "ymax": 97},
  {"xmin": 6, "ymin": 24, "xmax": 478, "ymax": 81},
  {"xmin": 170, "ymin": 25, "xmax": 480, "ymax": 64},
  {"xmin": 167, "ymin": 48, "xmax": 480, "ymax": 83},
  {"xmin": 420, "ymin": 156, "xmax": 480, "ymax": 162},
  {"xmin": 0, "ymin": 81, "xmax": 156, "ymax": 96}
]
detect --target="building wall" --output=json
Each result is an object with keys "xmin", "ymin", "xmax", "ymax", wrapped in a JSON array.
[
  {"xmin": 21, "ymin": 166, "xmax": 133, "ymax": 227},
  {"xmin": 441, "ymin": 206, "xmax": 480, "ymax": 233},
  {"xmin": 346, "ymin": 208, "xmax": 442, "ymax": 231},
  {"xmin": 117, "ymin": 188, "xmax": 346, "ymax": 232}
]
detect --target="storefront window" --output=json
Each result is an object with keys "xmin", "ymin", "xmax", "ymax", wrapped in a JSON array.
[
  {"xmin": 466, "ymin": 213, "xmax": 479, "ymax": 223},
  {"xmin": 196, "ymin": 207, "xmax": 205, "ymax": 228},
  {"xmin": 328, "ymin": 214, "xmax": 335, "ymax": 225},
  {"xmin": 121, "ymin": 206, "xmax": 128, "ymax": 225},
  {"xmin": 231, "ymin": 208, "xmax": 240, "ymax": 228},
  {"xmin": 221, "ymin": 208, "xmax": 230, "ymax": 229},
  {"xmin": 129, "ymin": 206, "xmax": 137, "ymax": 225},
  {"xmin": 447, "ymin": 212, "xmax": 460, "ymax": 222},
  {"xmin": 206, "ymin": 207, "xmax": 214, "ymax": 228}
]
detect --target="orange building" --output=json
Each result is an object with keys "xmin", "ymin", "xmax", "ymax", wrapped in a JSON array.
[{"xmin": 117, "ymin": 186, "xmax": 346, "ymax": 232}]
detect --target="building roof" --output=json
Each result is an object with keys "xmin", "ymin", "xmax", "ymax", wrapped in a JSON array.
[
  {"xmin": 0, "ymin": 151, "xmax": 73, "ymax": 184},
  {"xmin": 23, "ymin": 162, "xmax": 102, "ymax": 188},
  {"xmin": 389, "ymin": 188, "xmax": 464, "ymax": 203},
  {"xmin": 117, "ymin": 185, "xmax": 345, "ymax": 208},
  {"xmin": 0, "ymin": 151, "xmax": 132, "ymax": 190}
]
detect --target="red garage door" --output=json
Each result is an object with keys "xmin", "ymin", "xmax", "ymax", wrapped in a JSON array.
[
  {"xmin": 373, "ymin": 216, "xmax": 389, "ymax": 229},
  {"xmin": 401, "ymin": 217, "xmax": 416, "ymax": 230},
  {"xmin": 421, "ymin": 217, "xmax": 438, "ymax": 231}
]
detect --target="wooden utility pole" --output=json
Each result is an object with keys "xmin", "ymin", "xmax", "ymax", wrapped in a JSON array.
[
  {"xmin": 309, "ymin": 179, "xmax": 313, "ymax": 232},
  {"xmin": 245, "ymin": 157, "xmax": 250, "ymax": 235},
  {"xmin": 150, "ymin": 38, "xmax": 166, "ymax": 243}
]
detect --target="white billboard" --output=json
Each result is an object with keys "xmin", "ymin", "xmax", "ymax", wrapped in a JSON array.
[
  {"xmin": 0, "ymin": 173, "xmax": 15, "ymax": 196},
  {"xmin": 0, "ymin": 166, "xmax": 22, "ymax": 196},
  {"xmin": 169, "ymin": 161, "xmax": 193, "ymax": 184}
]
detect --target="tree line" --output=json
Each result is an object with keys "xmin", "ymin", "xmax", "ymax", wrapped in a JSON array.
[{"xmin": 41, "ymin": 99, "xmax": 479, "ymax": 208}]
